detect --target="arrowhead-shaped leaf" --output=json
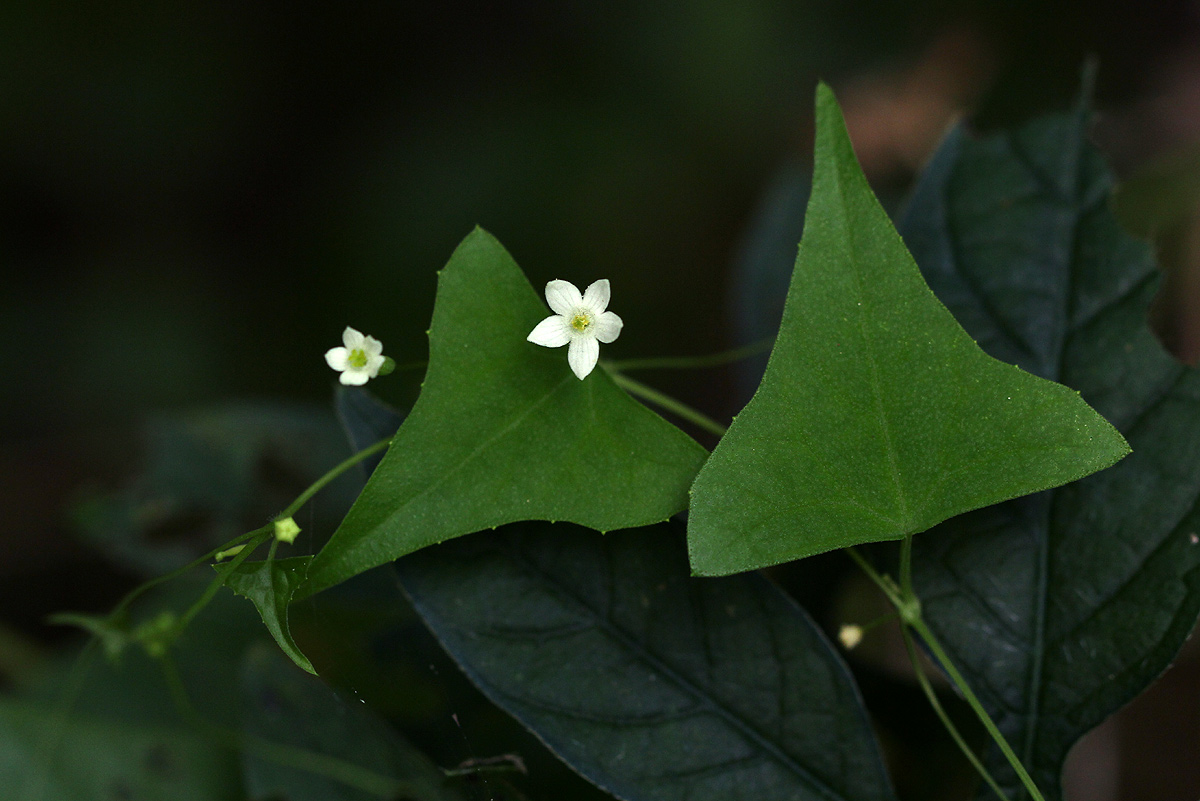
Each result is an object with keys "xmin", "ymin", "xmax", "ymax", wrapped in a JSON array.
[
  {"xmin": 224, "ymin": 555, "xmax": 316, "ymax": 675},
  {"xmin": 396, "ymin": 522, "xmax": 896, "ymax": 801},
  {"xmin": 687, "ymin": 84, "xmax": 1130, "ymax": 576},
  {"xmin": 899, "ymin": 98, "xmax": 1200, "ymax": 799},
  {"xmin": 307, "ymin": 229, "xmax": 708, "ymax": 594}
]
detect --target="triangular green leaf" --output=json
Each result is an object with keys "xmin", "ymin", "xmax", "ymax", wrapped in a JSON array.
[
  {"xmin": 900, "ymin": 98, "xmax": 1200, "ymax": 799},
  {"xmin": 224, "ymin": 555, "xmax": 316, "ymax": 675},
  {"xmin": 397, "ymin": 521, "xmax": 896, "ymax": 801},
  {"xmin": 306, "ymin": 228, "xmax": 708, "ymax": 594},
  {"xmin": 687, "ymin": 83, "xmax": 1130, "ymax": 576}
]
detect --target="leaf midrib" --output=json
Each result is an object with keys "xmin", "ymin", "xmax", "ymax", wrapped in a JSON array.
[
  {"xmin": 829, "ymin": 152, "xmax": 910, "ymax": 531},
  {"xmin": 494, "ymin": 541, "xmax": 867, "ymax": 801}
]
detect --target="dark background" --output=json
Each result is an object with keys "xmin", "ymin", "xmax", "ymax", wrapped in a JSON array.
[{"xmin": 3, "ymin": 2, "xmax": 1200, "ymax": 799}]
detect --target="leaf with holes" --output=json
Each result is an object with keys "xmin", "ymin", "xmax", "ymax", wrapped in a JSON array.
[
  {"xmin": 687, "ymin": 83, "xmax": 1129, "ymax": 577},
  {"xmin": 306, "ymin": 229, "xmax": 708, "ymax": 594},
  {"xmin": 897, "ymin": 94, "xmax": 1200, "ymax": 798}
]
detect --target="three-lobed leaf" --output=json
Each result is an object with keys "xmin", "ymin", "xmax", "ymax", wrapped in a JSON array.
[
  {"xmin": 899, "ymin": 96, "xmax": 1200, "ymax": 799},
  {"xmin": 306, "ymin": 228, "xmax": 707, "ymax": 594},
  {"xmin": 396, "ymin": 521, "xmax": 896, "ymax": 801},
  {"xmin": 687, "ymin": 83, "xmax": 1130, "ymax": 577}
]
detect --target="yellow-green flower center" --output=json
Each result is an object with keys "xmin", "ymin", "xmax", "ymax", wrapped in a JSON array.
[
  {"xmin": 347, "ymin": 348, "xmax": 368, "ymax": 369},
  {"xmin": 570, "ymin": 312, "xmax": 593, "ymax": 332}
]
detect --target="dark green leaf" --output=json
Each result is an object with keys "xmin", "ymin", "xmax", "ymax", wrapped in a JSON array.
[
  {"xmin": 224, "ymin": 556, "xmax": 316, "ymax": 675},
  {"xmin": 898, "ymin": 97, "xmax": 1200, "ymax": 798},
  {"xmin": 72, "ymin": 403, "xmax": 354, "ymax": 576},
  {"xmin": 307, "ymin": 228, "xmax": 708, "ymax": 594},
  {"xmin": 0, "ymin": 698, "xmax": 240, "ymax": 801},
  {"xmin": 397, "ymin": 521, "xmax": 896, "ymax": 801},
  {"xmin": 731, "ymin": 160, "xmax": 811, "ymax": 401},
  {"xmin": 240, "ymin": 645, "xmax": 468, "ymax": 801},
  {"xmin": 687, "ymin": 83, "xmax": 1129, "ymax": 577},
  {"xmin": 334, "ymin": 386, "xmax": 405, "ymax": 480}
]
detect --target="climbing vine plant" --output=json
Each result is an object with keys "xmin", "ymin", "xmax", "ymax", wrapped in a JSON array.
[{"xmin": 22, "ymin": 82, "xmax": 1200, "ymax": 801}]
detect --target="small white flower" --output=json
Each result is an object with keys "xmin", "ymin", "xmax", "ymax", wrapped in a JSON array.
[
  {"xmin": 527, "ymin": 279, "xmax": 623, "ymax": 380},
  {"xmin": 325, "ymin": 326, "xmax": 385, "ymax": 385}
]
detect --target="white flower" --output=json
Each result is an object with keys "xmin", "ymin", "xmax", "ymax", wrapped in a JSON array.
[
  {"xmin": 325, "ymin": 326, "xmax": 385, "ymax": 385},
  {"xmin": 527, "ymin": 279, "xmax": 623, "ymax": 379}
]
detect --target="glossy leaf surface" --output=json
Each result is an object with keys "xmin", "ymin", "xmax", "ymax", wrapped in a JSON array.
[
  {"xmin": 307, "ymin": 228, "xmax": 707, "ymax": 593},
  {"xmin": 688, "ymin": 84, "xmax": 1129, "ymax": 576},
  {"xmin": 899, "ymin": 99, "xmax": 1200, "ymax": 798},
  {"xmin": 397, "ymin": 522, "xmax": 895, "ymax": 801}
]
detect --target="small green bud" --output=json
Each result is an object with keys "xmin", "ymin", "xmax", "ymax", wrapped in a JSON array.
[
  {"xmin": 377, "ymin": 356, "xmax": 396, "ymax": 376},
  {"xmin": 214, "ymin": 544, "xmax": 247, "ymax": 561},
  {"xmin": 274, "ymin": 517, "xmax": 301, "ymax": 544}
]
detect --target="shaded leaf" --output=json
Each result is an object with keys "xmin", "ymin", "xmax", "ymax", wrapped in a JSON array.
[
  {"xmin": 687, "ymin": 83, "xmax": 1129, "ymax": 577},
  {"xmin": 897, "ymin": 96, "xmax": 1200, "ymax": 799},
  {"xmin": 307, "ymin": 228, "xmax": 708, "ymax": 594},
  {"xmin": 397, "ymin": 521, "xmax": 896, "ymax": 801},
  {"xmin": 240, "ymin": 645, "xmax": 468, "ymax": 801},
  {"xmin": 0, "ymin": 698, "xmax": 240, "ymax": 801},
  {"xmin": 335, "ymin": 386, "xmax": 406, "ymax": 479},
  {"xmin": 731, "ymin": 160, "xmax": 811, "ymax": 402},
  {"xmin": 224, "ymin": 556, "xmax": 316, "ymax": 675},
  {"xmin": 73, "ymin": 403, "xmax": 354, "ymax": 576}
]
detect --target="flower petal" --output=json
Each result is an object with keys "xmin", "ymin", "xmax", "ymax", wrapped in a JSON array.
[
  {"xmin": 362, "ymin": 335, "xmax": 383, "ymax": 357},
  {"xmin": 593, "ymin": 311, "xmax": 623, "ymax": 344},
  {"xmin": 325, "ymin": 347, "xmax": 350, "ymax": 370},
  {"xmin": 342, "ymin": 326, "xmax": 365, "ymax": 349},
  {"xmin": 567, "ymin": 336, "xmax": 600, "ymax": 379},
  {"xmin": 365, "ymin": 353, "xmax": 386, "ymax": 377},
  {"xmin": 544, "ymin": 280, "xmax": 583, "ymax": 316},
  {"xmin": 527, "ymin": 315, "xmax": 571, "ymax": 348},
  {"xmin": 582, "ymin": 279, "xmax": 610, "ymax": 313},
  {"xmin": 340, "ymin": 370, "xmax": 370, "ymax": 386}
]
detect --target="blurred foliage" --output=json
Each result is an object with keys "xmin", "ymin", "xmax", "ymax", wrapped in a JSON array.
[{"xmin": 71, "ymin": 403, "xmax": 356, "ymax": 577}]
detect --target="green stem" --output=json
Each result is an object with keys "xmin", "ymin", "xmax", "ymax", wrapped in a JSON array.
[
  {"xmin": 908, "ymin": 617, "xmax": 1046, "ymax": 801},
  {"xmin": 899, "ymin": 534, "xmax": 914, "ymax": 597},
  {"xmin": 50, "ymin": 526, "xmax": 268, "ymax": 634},
  {"xmin": 843, "ymin": 547, "xmax": 903, "ymax": 607},
  {"xmin": 846, "ymin": 541, "xmax": 1046, "ymax": 801},
  {"xmin": 605, "ymin": 337, "xmax": 774, "ymax": 372},
  {"xmin": 279, "ymin": 437, "xmax": 392, "ymax": 520},
  {"xmin": 900, "ymin": 626, "xmax": 1010, "ymax": 801},
  {"xmin": 607, "ymin": 372, "xmax": 728, "ymax": 437},
  {"xmin": 176, "ymin": 532, "xmax": 269, "ymax": 631}
]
